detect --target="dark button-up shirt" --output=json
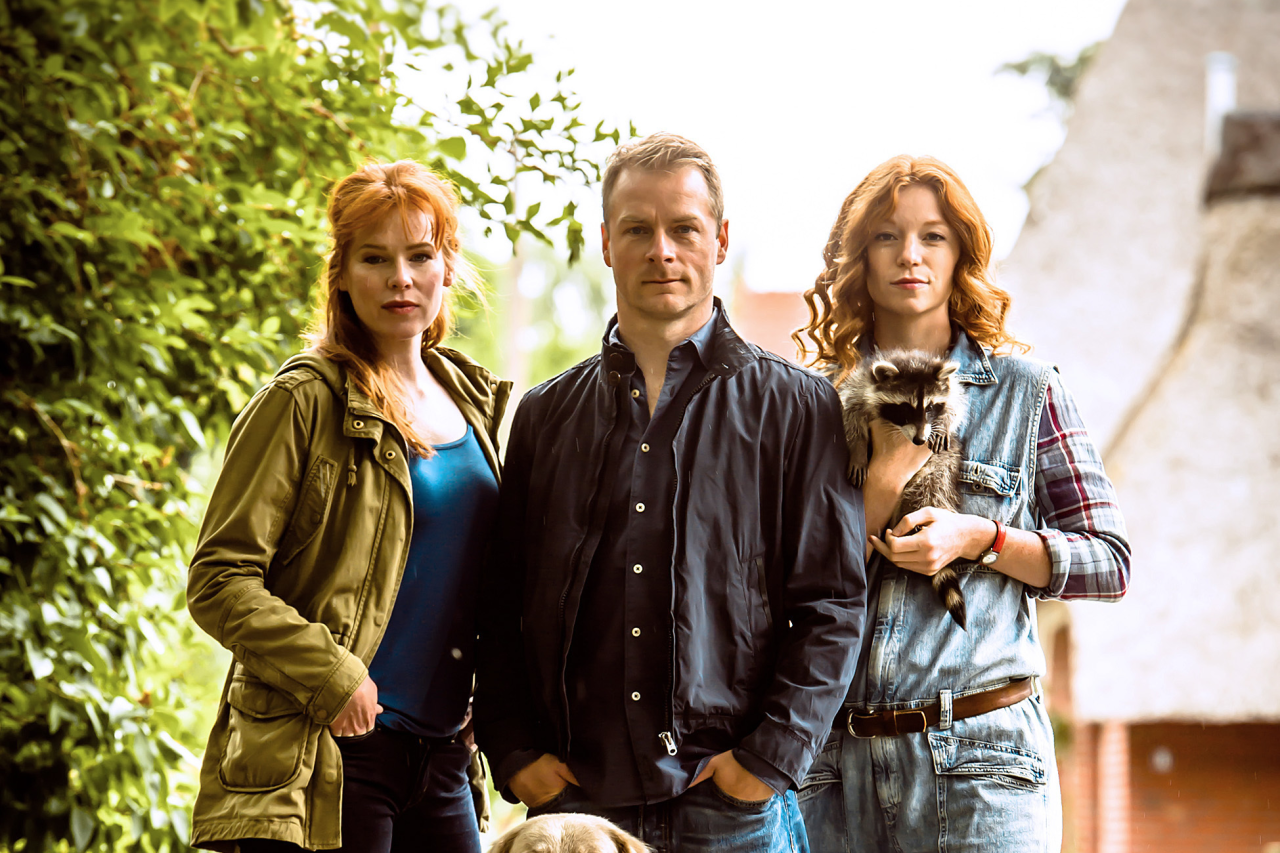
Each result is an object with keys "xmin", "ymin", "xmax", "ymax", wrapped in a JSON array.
[{"xmin": 565, "ymin": 311, "xmax": 720, "ymax": 805}]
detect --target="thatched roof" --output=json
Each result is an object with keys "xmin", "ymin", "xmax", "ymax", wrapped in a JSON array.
[
  {"xmin": 999, "ymin": 0, "xmax": 1280, "ymax": 453},
  {"xmin": 1072, "ymin": 188, "xmax": 1280, "ymax": 722},
  {"xmin": 1002, "ymin": 0, "xmax": 1280, "ymax": 722}
]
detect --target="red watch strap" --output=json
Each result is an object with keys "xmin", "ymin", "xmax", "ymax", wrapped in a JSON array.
[{"xmin": 990, "ymin": 518, "xmax": 1006, "ymax": 554}]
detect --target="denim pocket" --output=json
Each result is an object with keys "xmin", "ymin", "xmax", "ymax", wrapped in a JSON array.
[
  {"xmin": 332, "ymin": 725, "xmax": 378, "ymax": 745},
  {"xmin": 526, "ymin": 783, "xmax": 574, "ymax": 817},
  {"xmin": 796, "ymin": 739, "xmax": 840, "ymax": 806},
  {"xmin": 927, "ymin": 732, "xmax": 1046, "ymax": 791},
  {"xmin": 927, "ymin": 730, "xmax": 1051, "ymax": 850},
  {"xmin": 708, "ymin": 779, "xmax": 776, "ymax": 812}
]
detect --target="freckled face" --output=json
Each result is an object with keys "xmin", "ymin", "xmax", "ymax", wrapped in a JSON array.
[
  {"xmin": 601, "ymin": 166, "xmax": 729, "ymax": 325},
  {"xmin": 865, "ymin": 184, "xmax": 959, "ymax": 326},
  {"xmin": 341, "ymin": 209, "xmax": 451, "ymax": 354}
]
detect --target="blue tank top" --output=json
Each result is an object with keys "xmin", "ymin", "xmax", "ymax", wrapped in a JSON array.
[{"xmin": 369, "ymin": 424, "xmax": 499, "ymax": 737}]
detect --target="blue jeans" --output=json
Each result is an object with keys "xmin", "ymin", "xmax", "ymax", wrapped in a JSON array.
[
  {"xmin": 797, "ymin": 696, "xmax": 1059, "ymax": 852},
  {"xmin": 527, "ymin": 781, "xmax": 809, "ymax": 853}
]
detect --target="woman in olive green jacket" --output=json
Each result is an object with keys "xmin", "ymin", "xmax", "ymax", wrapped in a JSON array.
[{"xmin": 187, "ymin": 161, "xmax": 511, "ymax": 853}]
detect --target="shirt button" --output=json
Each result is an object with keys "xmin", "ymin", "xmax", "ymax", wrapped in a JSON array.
[
  {"xmin": 635, "ymin": 502, "xmax": 645, "ymax": 512},
  {"xmin": 641, "ymin": 443, "xmax": 650, "ymax": 452},
  {"xmin": 633, "ymin": 564, "xmax": 643, "ymax": 573},
  {"xmin": 631, "ymin": 692, "xmax": 641, "ymax": 701},
  {"xmin": 631, "ymin": 389, "xmax": 640, "ymax": 398},
  {"xmin": 450, "ymin": 647, "xmax": 463, "ymax": 660},
  {"xmin": 353, "ymin": 420, "xmax": 364, "ymax": 429},
  {"xmin": 632, "ymin": 627, "xmax": 641, "ymax": 637}
]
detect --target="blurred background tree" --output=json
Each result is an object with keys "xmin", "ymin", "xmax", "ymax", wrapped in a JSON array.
[{"xmin": 0, "ymin": 0, "xmax": 608, "ymax": 850}]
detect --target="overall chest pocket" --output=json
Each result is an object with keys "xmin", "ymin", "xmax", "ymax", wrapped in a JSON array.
[{"xmin": 957, "ymin": 460, "xmax": 1021, "ymax": 526}]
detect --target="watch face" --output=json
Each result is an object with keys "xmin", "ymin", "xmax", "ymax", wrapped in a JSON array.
[{"xmin": 981, "ymin": 552, "xmax": 997, "ymax": 565}]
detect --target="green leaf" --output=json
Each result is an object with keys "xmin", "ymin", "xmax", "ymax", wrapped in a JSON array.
[
  {"xmin": 33, "ymin": 492, "xmax": 69, "ymax": 527},
  {"xmin": 436, "ymin": 136, "xmax": 466, "ymax": 160},
  {"xmin": 25, "ymin": 639, "xmax": 55, "ymax": 680},
  {"xmin": 176, "ymin": 409, "xmax": 207, "ymax": 450},
  {"xmin": 71, "ymin": 806, "xmax": 95, "ymax": 851},
  {"xmin": 49, "ymin": 221, "xmax": 97, "ymax": 245}
]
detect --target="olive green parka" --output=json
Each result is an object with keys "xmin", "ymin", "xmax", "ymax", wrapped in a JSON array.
[{"xmin": 187, "ymin": 348, "xmax": 510, "ymax": 851}]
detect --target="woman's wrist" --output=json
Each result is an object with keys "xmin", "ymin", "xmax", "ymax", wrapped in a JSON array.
[{"xmin": 961, "ymin": 515, "xmax": 999, "ymax": 561}]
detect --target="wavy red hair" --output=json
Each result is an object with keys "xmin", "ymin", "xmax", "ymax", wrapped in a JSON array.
[
  {"xmin": 793, "ymin": 155, "xmax": 1026, "ymax": 376},
  {"xmin": 306, "ymin": 159, "xmax": 475, "ymax": 455}
]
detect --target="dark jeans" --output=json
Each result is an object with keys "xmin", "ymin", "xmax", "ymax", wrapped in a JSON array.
[
  {"xmin": 240, "ymin": 726, "xmax": 480, "ymax": 853},
  {"xmin": 527, "ymin": 781, "xmax": 809, "ymax": 853}
]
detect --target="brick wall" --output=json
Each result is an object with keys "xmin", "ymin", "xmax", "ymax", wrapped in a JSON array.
[
  {"xmin": 1129, "ymin": 723, "xmax": 1280, "ymax": 853},
  {"xmin": 1066, "ymin": 722, "xmax": 1280, "ymax": 852}
]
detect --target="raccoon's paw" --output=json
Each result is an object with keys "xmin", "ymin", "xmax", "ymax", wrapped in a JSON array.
[
  {"xmin": 928, "ymin": 431, "xmax": 951, "ymax": 453},
  {"xmin": 932, "ymin": 567, "xmax": 968, "ymax": 631},
  {"xmin": 850, "ymin": 465, "xmax": 868, "ymax": 489}
]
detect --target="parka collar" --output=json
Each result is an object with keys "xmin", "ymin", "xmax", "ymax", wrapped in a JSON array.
[{"xmin": 273, "ymin": 348, "xmax": 512, "ymax": 438}]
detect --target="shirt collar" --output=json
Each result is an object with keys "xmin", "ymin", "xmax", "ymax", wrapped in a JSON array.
[{"xmin": 605, "ymin": 305, "xmax": 720, "ymax": 369}]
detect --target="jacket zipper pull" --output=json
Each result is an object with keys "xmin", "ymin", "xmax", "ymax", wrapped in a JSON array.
[{"xmin": 659, "ymin": 731, "xmax": 677, "ymax": 756}]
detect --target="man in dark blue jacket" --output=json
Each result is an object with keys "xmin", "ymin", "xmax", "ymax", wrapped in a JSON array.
[{"xmin": 475, "ymin": 133, "xmax": 866, "ymax": 852}]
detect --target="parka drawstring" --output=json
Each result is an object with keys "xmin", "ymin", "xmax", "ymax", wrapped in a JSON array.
[{"xmin": 347, "ymin": 446, "xmax": 357, "ymax": 487}]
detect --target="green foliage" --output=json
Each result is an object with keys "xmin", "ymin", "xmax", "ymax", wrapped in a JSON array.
[
  {"xmin": 1000, "ymin": 41, "xmax": 1103, "ymax": 117},
  {"xmin": 0, "ymin": 1, "xmax": 604, "ymax": 851},
  {"xmin": 452, "ymin": 241, "xmax": 613, "ymax": 390}
]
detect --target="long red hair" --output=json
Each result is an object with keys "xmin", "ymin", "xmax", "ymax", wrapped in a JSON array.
[
  {"xmin": 306, "ymin": 160, "xmax": 474, "ymax": 456},
  {"xmin": 793, "ymin": 155, "xmax": 1026, "ymax": 376}
]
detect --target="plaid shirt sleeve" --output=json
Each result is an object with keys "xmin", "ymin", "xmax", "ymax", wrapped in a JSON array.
[{"xmin": 1031, "ymin": 374, "xmax": 1131, "ymax": 601}]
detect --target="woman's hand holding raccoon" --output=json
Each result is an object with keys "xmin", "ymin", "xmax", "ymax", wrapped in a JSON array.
[
  {"xmin": 871, "ymin": 509, "xmax": 1054, "ymax": 588},
  {"xmin": 870, "ymin": 508, "xmax": 993, "ymax": 575}
]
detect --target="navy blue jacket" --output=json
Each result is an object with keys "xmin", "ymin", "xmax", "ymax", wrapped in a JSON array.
[{"xmin": 475, "ymin": 304, "xmax": 867, "ymax": 802}]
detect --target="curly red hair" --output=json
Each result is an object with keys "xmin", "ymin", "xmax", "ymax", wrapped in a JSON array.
[{"xmin": 793, "ymin": 155, "xmax": 1026, "ymax": 375}]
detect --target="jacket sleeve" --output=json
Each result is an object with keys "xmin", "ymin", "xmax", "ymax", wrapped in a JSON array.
[
  {"xmin": 735, "ymin": 377, "xmax": 867, "ymax": 789},
  {"xmin": 473, "ymin": 393, "xmax": 544, "ymax": 796},
  {"xmin": 186, "ymin": 379, "xmax": 366, "ymax": 726}
]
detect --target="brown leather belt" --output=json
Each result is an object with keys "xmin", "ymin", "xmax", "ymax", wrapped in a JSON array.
[{"xmin": 846, "ymin": 678, "xmax": 1033, "ymax": 738}]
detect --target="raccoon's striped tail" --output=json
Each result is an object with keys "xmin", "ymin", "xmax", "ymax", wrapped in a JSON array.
[{"xmin": 932, "ymin": 566, "xmax": 967, "ymax": 630}]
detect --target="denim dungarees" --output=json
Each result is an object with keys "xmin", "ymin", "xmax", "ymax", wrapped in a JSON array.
[{"xmin": 800, "ymin": 333, "xmax": 1067, "ymax": 852}]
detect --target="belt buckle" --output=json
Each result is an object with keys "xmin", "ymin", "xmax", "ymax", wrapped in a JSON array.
[
  {"xmin": 846, "ymin": 709, "xmax": 877, "ymax": 739},
  {"xmin": 891, "ymin": 709, "xmax": 928, "ymax": 735}
]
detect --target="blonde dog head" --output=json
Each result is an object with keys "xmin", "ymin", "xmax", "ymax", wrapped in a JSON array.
[{"xmin": 487, "ymin": 813, "xmax": 648, "ymax": 853}]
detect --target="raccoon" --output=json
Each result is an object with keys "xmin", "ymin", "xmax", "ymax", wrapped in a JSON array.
[{"xmin": 839, "ymin": 348, "xmax": 970, "ymax": 629}]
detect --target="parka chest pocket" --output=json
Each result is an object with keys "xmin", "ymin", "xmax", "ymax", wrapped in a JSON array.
[
  {"xmin": 278, "ymin": 456, "xmax": 337, "ymax": 565},
  {"xmin": 219, "ymin": 676, "xmax": 320, "ymax": 793}
]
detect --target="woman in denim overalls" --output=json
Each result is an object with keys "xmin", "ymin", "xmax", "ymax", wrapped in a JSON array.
[{"xmin": 794, "ymin": 156, "xmax": 1131, "ymax": 851}]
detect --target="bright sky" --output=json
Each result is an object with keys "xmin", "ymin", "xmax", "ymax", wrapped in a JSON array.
[{"xmin": 451, "ymin": 0, "xmax": 1127, "ymax": 292}]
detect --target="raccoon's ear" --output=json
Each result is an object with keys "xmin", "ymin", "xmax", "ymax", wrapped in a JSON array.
[
  {"xmin": 871, "ymin": 360, "xmax": 899, "ymax": 381},
  {"xmin": 938, "ymin": 361, "xmax": 960, "ymax": 379}
]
